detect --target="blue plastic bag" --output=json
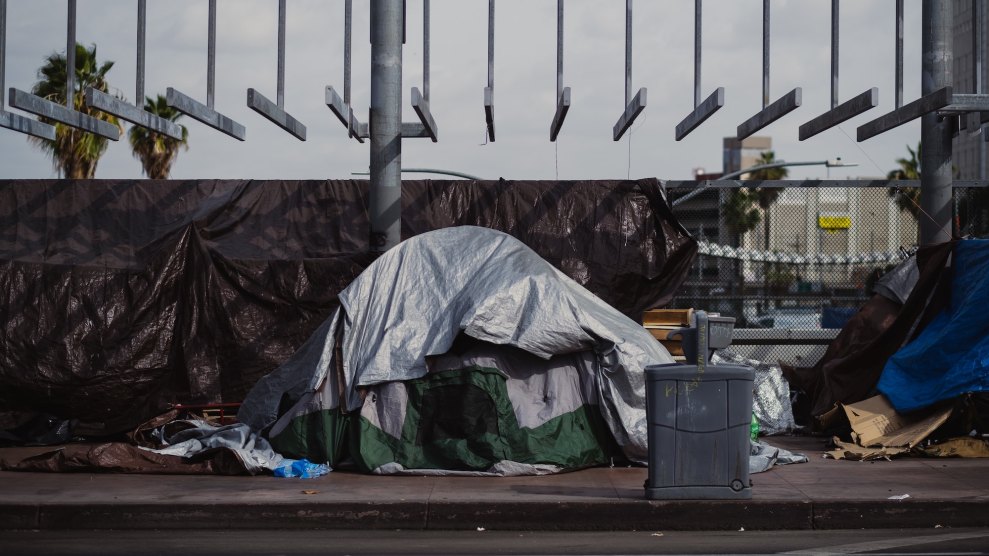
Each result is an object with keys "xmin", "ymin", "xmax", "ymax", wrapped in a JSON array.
[{"xmin": 273, "ymin": 458, "xmax": 332, "ymax": 478}]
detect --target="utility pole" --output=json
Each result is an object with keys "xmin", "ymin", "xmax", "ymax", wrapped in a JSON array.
[
  {"xmin": 369, "ymin": 0, "xmax": 403, "ymax": 252},
  {"xmin": 920, "ymin": 0, "xmax": 953, "ymax": 245}
]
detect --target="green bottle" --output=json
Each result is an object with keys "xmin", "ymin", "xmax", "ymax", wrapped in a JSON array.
[{"xmin": 750, "ymin": 413, "xmax": 760, "ymax": 441}]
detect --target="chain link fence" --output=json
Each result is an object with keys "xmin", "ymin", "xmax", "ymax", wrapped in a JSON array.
[{"xmin": 666, "ymin": 183, "xmax": 989, "ymax": 367}]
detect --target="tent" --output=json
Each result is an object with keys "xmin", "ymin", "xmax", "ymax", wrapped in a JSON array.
[
  {"xmin": 238, "ymin": 226, "xmax": 675, "ymax": 475},
  {"xmin": 878, "ymin": 239, "xmax": 989, "ymax": 412}
]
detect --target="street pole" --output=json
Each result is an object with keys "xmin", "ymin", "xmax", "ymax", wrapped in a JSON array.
[
  {"xmin": 920, "ymin": 0, "xmax": 953, "ymax": 246},
  {"xmin": 369, "ymin": 0, "xmax": 403, "ymax": 252}
]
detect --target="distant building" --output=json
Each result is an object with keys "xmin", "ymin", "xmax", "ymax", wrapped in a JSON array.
[{"xmin": 952, "ymin": 0, "xmax": 987, "ymax": 179}]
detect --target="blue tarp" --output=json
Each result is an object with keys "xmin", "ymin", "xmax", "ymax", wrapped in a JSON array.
[{"xmin": 878, "ymin": 239, "xmax": 989, "ymax": 412}]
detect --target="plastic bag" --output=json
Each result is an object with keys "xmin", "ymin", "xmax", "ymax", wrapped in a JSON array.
[{"xmin": 273, "ymin": 458, "xmax": 332, "ymax": 478}]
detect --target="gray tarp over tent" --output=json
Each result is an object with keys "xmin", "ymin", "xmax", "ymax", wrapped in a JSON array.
[{"xmin": 238, "ymin": 227, "xmax": 675, "ymax": 474}]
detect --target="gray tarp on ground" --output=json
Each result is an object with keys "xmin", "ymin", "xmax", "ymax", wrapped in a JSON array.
[{"xmin": 239, "ymin": 226, "xmax": 675, "ymax": 463}]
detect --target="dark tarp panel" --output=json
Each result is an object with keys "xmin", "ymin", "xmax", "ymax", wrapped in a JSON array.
[
  {"xmin": 0, "ymin": 179, "xmax": 373, "ymax": 432},
  {"xmin": 0, "ymin": 178, "xmax": 694, "ymax": 432},
  {"xmin": 402, "ymin": 178, "xmax": 697, "ymax": 320},
  {"xmin": 782, "ymin": 241, "xmax": 955, "ymax": 423}
]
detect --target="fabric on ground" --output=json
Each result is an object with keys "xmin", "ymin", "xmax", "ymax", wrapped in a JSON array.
[
  {"xmin": 142, "ymin": 420, "xmax": 285, "ymax": 475},
  {"xmin": 879, "ymin": 239, "xmax": 989, "ymax": 412},
  {"xmin": 749, "ymin": 440, "xmax": 809, "ymax": 474},
  {"xmin": 0, "ymin": 442, "xmax": 249, "ymax": 474}
]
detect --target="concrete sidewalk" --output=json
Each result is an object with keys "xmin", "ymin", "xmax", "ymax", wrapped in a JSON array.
[{"xmin": 1, "ymin": 436, "xmax": 987, "ymax": 531}]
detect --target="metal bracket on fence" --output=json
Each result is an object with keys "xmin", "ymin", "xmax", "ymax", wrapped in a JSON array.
[
  {"xmin": 8, "ymin": 0, "xmax": 118, "ymax": 141},
  {"xmin": 328, "ymin": 0, "xmax": 435, "ymax": 142},
  {"xmin": 799, "ymin": 1, "xmax": 877, "ymax": 140},
  {"xmin": 613, "ymin": 0, "xmax": 646, "ymax": 141},
  {"xmin": 675, "ymin": 0, "xmax": 723, "ymax": 141},
  {"xmin": 247, "ymin": 0, "xmax": 306, "ymax": 140},
  {"xmin": 549, "ymin": 0, "xmax": 570, "ymax": 142},
  {"xmin": 484, "ymin": 0, "xmax": 495, "ymax": 142},
  {"xmin": 326, "ymin": 0, "xmax": 366, "ymax": 142},
  {"xmin": 411, "ymin": 0, "xmax": 437, "ymax": 142},
  {"xmin": 167, "ymin": 0, "xmax": 245, "ymax": 141},
  {"xmin": 856, "ymin": 1, "xmax": 963, "ymax": 142},
  {"xmin": 0, "ymin": 0, "xmax": 55, "ymax": 140},
  {"xmin": 85, "ymin": 0, "xmax": 183, "ymax": 140},
  {"xmin": 737, "ymin": 0, "xmax": 800, "ymax": 140},
  {"xmin": 857, "ymin": 86, "xmax": 952, "ymax": 141}
]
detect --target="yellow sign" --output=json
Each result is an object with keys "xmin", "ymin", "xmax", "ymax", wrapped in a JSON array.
[{"xmin": 818, "ymin": 215, "xmax": 851, "ymax": 230}]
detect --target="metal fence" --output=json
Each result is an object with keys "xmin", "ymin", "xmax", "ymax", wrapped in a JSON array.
[{"xmin": 666, "ymin": 181, "xmax": 989, "ymax": 367}]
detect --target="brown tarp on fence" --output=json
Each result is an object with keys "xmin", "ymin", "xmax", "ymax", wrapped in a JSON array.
[
  {"xmin": 782, "ymin": 241, "xmax": 955, "ymax": 423},
  {"xmin": 0, "ymin": 178, "xmax": 695, "ymax": 432}
]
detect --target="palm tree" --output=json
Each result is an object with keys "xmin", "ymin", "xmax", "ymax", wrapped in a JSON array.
[
  {"xmin": 128, "ymin": 95, "xmax": 189, "ymax": 178},
  {"xmin": 887, "ymin": 142, "xmax": 921, "ymax": 219},
  {"xmin": 747, "ymin": 150, "xmax": 789, "ymax": 252},
  {"xmin": 28, "ymin": 43, "xmax": 121, "ymax": 179},
  {"xmin": 721, "ymin": 150, "xmax": 788, "ymax": 249}
]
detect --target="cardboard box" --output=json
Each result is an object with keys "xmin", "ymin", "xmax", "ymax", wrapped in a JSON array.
[{"xmin": 826, "ymin": 394, "xmax": 953, "ymax": 460}]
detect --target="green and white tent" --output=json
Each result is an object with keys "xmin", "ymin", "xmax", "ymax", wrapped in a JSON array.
[{"xmin": 238, "ymin": 226, "xmax": 674, "ymax": 475}]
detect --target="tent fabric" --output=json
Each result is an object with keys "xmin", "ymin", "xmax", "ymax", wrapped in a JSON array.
[
  {"xmin": 879, "ymin": 239, "xmax": 989, "ymax": 412},
  {"xmin": 238, "ymin": 226, "xmax": 675, "ymax": 472},
  {"xmin": 1, "ymin": 178, "xmax": 693, "ymax": 433},
  {"xmin": 783, "ymin": 242, "xmax": 955, "ymax": 422}
]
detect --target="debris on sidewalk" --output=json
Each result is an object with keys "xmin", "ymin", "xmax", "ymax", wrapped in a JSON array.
[{"xmin": 825, "ymin": 395, "xmax": 953, "ymax": 460}]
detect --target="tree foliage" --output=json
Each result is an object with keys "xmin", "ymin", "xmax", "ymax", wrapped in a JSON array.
[
  {"xmin": 887, "ymin": 142, "xmax": 921, "ymax": 219},
  {"xmin": 28, "ymin": 43, "xmax": 122, "ymax": 179},
  {"xmin": 128, "ymin": 95, "xmax": 189, "ymax": 179}
]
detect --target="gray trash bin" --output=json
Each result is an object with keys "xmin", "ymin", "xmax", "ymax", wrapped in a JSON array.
[
  {"xmin": 644, "ymin": 363, "xmax": 754, "ymax": 499},
  {"xmin": 644, "ymin": 310, "xmax": 754, "ymax": 500}
]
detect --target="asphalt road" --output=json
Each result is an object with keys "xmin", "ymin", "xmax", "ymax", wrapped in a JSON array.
[{"xmin": 2, "ymin": 528, "xmax": 988, "ymax": 555}]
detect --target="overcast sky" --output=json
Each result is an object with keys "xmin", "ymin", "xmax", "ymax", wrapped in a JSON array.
[{"xmin": 0, "ymin": 0, "xmax": 924, "ymax": 182}]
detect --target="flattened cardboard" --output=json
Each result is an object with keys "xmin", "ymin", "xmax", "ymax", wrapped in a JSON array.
[
  {"xmin": 843, "ymin": 395, "xmax": 952, "ymax": 449},
  {"xmin": 825, "ymin": 395, "xmax": 953, "ymax": 460}
]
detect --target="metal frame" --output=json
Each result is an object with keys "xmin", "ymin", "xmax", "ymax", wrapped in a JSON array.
[
  {"xmin": 484, "ymin": 0, "xmax": 494, "ymax": 142},
  {"xmin": 247, "ymin": 0, "xmax": 306, "ymax": 140},
  {"xmin": 798, "ymin": 0, "xmax": 878, "ymax": 140},
  {"xmin": 613, "ymin": 0, "xmax": 646, "ymax": 141},
  {"xmin": 85, "ymin": 0, "xmax": 184, "ymax": 140},
  {"xmin": 737, "ymin": 0, "xmax": 801, "ymax": 140},
  {"xmin": 0, "ymin": 0, "xmax": 55, "ymax": 140},
  {"xmin": 8, "ymin": 0, "xmax": 119, "ymax": 141},
  {"xmin": 549, "ymin": 0, "xmax": 570, "ymax": 142},
  {"xmin": 855, "ymin": 1, "xmax": 976, "ymax": 143},
  {"xmin": 411, "ymin": 0, "xmax": 437, "ymax": 142},
  {"xmin": 167, "ymin": 0, "xmax": 246, "ymax": 141},
  {"xmin": 675, "ymin": 0, "xmax": 724, "ymax": 141},
  {"xmin": 326, "ymin": 0, "xmax": 366, "ymax": 142}
]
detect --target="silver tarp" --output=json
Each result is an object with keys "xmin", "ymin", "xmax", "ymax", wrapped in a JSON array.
[{"xmin": 240, "ymin": 226, "xmax": 675, "ymax": 463}]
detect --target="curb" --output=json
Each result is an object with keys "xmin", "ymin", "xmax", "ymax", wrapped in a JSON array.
[{"xmin": 2, "ymin": 500, "xmax": 988, "ymax": 531}]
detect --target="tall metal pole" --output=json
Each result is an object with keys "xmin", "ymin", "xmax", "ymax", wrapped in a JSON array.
[
  {"xmin": 625, "ymin": 0, "xmax": 632, "ymax": 105},
  {"xmin": 895, "ymin": 0, "xmax": 904, "ymax": 109},
  {"xmin": 694, "ymin": 0, "xmax": 701, "ymax": 107},
  {"xmin": 207, "ymin": 0, "xmax": 216, "ymax": 109},
  {"xmin": 136, "ymin": 0, "xmax": 146, "ymax": 106},
  {"xmin": 831, "ymin": 0, "xmax": 838, "ymax": 109},
  {"xmin": 66, "ymin": 0, "xmax": 76, "ymax": 109},
  {"xmin": 762, "ymin": 0, "xmax": 769, "ymax": 109},
  {"xmin": 277, "ymin": 0, "xmax": 285, "ymax": 107},
  {"xmin": 920, "ymin": 0, "xmax": 953, "ymax": 245},
  {"xmin": 557, "ymin": 0, "xmax": 563, "ymax": 101},
  {"xmin": 369, "ymin": 0, "xmax": 403, "ymax": 252},
  {"xmin": 0, "ymin": 0, "xmax": 6, "ymax": 108}
]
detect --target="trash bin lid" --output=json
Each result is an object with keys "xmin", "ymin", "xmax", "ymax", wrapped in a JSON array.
[{"xmin": 645, "ymin": 363, "xmax": 754, "ymax": 381}]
